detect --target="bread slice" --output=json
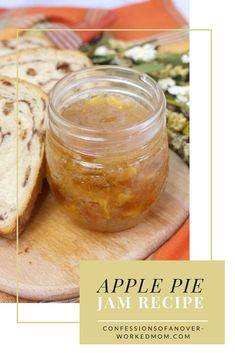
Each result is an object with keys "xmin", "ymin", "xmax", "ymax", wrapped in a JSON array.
[
  {"xmin": 0, "ymin": 76, "xmax": 47, "ymax": 239},
  {"xmin": 0, "ymin": 35, "xmax": 53, "ymax": 57},
  {"xmin": 0, "ymin": 47, "xmax": 92, "ymax": 93}
]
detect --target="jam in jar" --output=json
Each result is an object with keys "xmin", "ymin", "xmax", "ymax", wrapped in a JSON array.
[{"xmin": 46, "ymin": 66, "xmax": 168, "ymax": 232}]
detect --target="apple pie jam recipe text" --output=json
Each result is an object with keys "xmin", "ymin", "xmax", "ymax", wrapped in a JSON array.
[{"xmin": 96, "ymin": 278, "xmax": 204, "ymax": 311}]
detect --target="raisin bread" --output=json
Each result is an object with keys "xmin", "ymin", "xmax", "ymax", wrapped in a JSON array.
[
  {"xmin": 0, "ymin": 76, "xmax": 47, "ymax": 239},
  {"xmin": 0, "ymin": 47, "xmax": 92, "ymax": 93},
  {"xmin": 0, "ymin": 35, "xmax": 53, "ymax": 57}
]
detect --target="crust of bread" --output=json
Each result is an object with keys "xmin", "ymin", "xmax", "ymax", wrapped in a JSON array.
[
  {"xmin": 0, "ymin": 157, "xmax": 46, "ymax": 240},
  {"xmin": 0, "ymin": 47, "xmax": 92, "ymax": 68},
  {"xmin": 1, "ymin": 35, "xmax": 54, "ymax": 46},
  {"xmin": 0, "ymin": 35, "xmax": 54, "ymax": 58},
  {"xmin": 0, "ymin": 76, "xmax": 47, "ymax": 240},
  {"xmin": 0, "ymin": 75, "xmax": 48, "ymax": 99},
  {"xmin": 21, "ymin": 33, "xmax": 55, "ymax": 47}
]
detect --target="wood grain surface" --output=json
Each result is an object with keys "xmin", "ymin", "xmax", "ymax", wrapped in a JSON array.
[{"xmin": 0, "ymin": 151, "xmax": 189, "ymax": 301}]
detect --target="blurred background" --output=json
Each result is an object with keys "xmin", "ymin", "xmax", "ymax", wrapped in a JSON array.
[{"xmin": 0, "ymin": 0, "xmax": 189, "ymax": 21}]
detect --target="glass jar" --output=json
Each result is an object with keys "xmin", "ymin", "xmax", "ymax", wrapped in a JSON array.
[{"xmin": 46, "ymin": 66, "xmax": 168, "ymax": 232}]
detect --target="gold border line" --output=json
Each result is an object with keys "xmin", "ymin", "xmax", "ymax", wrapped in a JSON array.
[
  {"xmin": 17, "ymin": 321, "xmax": 80, "ymax": 324},
  {"xmin": 210, "ymin": 29, "xmax": 213, "ymax": 261},
  {"xmin": 15, "ymin": 28, "xmax": 212, "ymax": 324},
  {"xmin": 18, "ymin": 28, "xmax": 210, "ymax": 32},
  {"xmin": 16, "ymin": 29, "xmax": 19, "ymax": 323}
]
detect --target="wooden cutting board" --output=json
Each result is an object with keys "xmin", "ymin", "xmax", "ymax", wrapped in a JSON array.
[{"xmin": 0, "ymin": 150, "xmax": 189, "ymax": 301}]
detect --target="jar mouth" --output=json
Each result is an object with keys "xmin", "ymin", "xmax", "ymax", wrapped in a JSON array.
[
  {"xmin": 49, "ymin": 65, "xmax": 166, "ymax": 137},
  {"xmin": 48, "ymin": 65, "xmax": 166, "ymax": 156}
]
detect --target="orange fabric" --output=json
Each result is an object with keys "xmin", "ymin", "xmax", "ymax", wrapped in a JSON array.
[
  {"xmin": 0, "ymin": 0, "xmax": 189, "ymax": 261},
  {"xmin": 2, "ymin": 0, "xmax": 187, "ymax": 40},
  {"xmin": 111, "ymin": 0, "xmax": 187, "ymax": 40},
  {"xmin": 148, "ymin": 220, "xmax": 189, "ymax": 260}
]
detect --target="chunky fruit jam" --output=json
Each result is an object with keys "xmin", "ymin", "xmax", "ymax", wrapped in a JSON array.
[{"xmin": 46, "ymin": 94, "xmax": 168, "ymax": 232}]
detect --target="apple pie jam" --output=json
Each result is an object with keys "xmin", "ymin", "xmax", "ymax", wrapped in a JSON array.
[{"xmin": 46, "ymin": 66, "xmax": 168, "ymax": 232}]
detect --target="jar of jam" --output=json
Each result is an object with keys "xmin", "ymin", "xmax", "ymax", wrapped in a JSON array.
[{"xmin": 46, "ymin": 66, "xmax": 168, "ymax": 232}]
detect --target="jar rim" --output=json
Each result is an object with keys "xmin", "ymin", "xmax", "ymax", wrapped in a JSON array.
[{"xmin": 48, "ymin": 65, "xmax": 166, "ymax": 139}]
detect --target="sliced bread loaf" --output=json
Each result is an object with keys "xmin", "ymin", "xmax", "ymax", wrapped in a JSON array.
[
  {"xmin": 0, "ymin": 47, "xmax": 92, "ymax": 93},
  {"xmin": 0, "ymin": 35, "xmax": 53, "ymax": 57},
  {"xmin": 0, "ymin": 76, "xmax": 47, "ymax": 239}
]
